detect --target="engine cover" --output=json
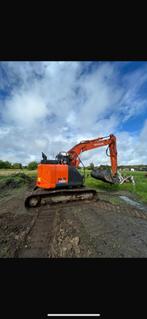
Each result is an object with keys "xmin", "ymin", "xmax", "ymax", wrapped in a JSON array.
[{"xmin": 36, "ymin": 164, "xmax": 84, "ymax": 189}]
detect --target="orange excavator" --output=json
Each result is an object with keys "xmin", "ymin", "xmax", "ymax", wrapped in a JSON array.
[{"xmin": 24, "ymin": 134, "xmax": 120, "ymax": 208}]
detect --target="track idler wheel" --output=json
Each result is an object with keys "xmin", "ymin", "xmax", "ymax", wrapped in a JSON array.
[{"xmin": 25, "ymin": 195, "xmax": 41, "ymax": 208}]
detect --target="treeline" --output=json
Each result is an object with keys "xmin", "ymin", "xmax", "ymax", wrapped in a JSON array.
[
  {"xmin": 79, "ymin": 163, "xmax": 147, "ymax": 171},
  {"xmin": 1, "ymin": 159, "xmax": 147, "ymax": 171},
  {"xmin": 98, "ymin": 165, "xmax": 147, "ymax": 171},
  {"xmin": 118, "ymin": 165, "xmax": 147, "ymax": 170},
  {"xmin": 0, "ymin": 160, "xmax": 38, "ymax": 170}
]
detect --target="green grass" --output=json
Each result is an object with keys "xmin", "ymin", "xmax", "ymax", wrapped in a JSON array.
[
  {"xmin": 0, "ymin": 168, "xmax": 147, "ymax": 204},
  {"xmin": 80, "ymin": 169, "xmax": 147, "ymax": 203},
  {"xmin": 0, "ymin": 169, "xmax": 37, "ymax": 178}
]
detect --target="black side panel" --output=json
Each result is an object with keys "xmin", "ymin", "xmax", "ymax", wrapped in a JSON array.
[{"xmin": 68, "ymin": 166, "xmax": 84, "ymax": 186}]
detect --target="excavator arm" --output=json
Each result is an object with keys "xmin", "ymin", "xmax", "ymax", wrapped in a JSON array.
[{"xmin": 68, "ymin": 134, "xmax": 117, "ymax": 176}]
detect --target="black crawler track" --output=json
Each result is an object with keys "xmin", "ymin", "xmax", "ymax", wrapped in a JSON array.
[{"xmin": 24, "ymin": 187, "xmax": 97, "ymax": 208}]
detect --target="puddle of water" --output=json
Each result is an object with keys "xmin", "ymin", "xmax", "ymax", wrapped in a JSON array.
[{"xmin": 119, "ymin": 195, "xmax": 146, "ymax": 211}]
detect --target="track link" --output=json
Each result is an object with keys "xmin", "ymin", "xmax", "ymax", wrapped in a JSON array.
[{"xmin": 24, "ymin": 188, "xmax": 97, "ymax": 208}]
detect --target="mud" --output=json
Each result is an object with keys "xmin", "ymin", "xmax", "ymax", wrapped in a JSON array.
[
  {"xmin": 1, "ymin": 180, "xmax": 147, "ymax": 258},
  {"xmin": 0, "ymin": 212, "xmax": 35, "ymax": 257}
]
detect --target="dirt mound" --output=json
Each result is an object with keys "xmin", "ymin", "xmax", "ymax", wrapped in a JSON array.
[{"xmin": 0, "ymin": 173, "xmax": 35, "ymax": 190}]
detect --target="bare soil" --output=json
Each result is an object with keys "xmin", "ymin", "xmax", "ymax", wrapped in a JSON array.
[{"xmin": 1, "ymin": 180, "xmax": 147, "ymax": 258}]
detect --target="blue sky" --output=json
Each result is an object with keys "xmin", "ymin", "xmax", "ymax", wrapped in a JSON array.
[{"xmin": 0, "ymin": 61, "xmax": 147, "ymax": 165}]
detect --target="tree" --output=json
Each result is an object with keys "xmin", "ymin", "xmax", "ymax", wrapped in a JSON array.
[
  {"xmin": 0, "ymin": 160, "xmax": 12, "ymax": 168},
  {"xmin": 4, "ymin": 161, "xmax": 12, "ymax": 168},
  {"xmin": 27, "ymin": 161, "xmax": 38, "ymax": 170},
  {"xmin": 90, "ymin": 162, "xmax": 94, "ymax": 170},
  {"xmin": 12, "ymin": 163, "xmax": 22, "ymax": 169},
  {"xmin": 0, "ymin": 160, "xmax": 4, "ymax": 168}
]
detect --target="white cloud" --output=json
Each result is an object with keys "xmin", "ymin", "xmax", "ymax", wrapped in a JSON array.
[
  {"xmin": 0, "ymin": 61, "xmax": 147, "ymax": 165},
  {"xmin": 4, "ymin": 91, "xmax": 48, "ymax": 127}
]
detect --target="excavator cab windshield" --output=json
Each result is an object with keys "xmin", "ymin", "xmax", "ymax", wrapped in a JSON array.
[{"xmin": 56, "ymin": 152, "xmax": 71, "ymax": 165}]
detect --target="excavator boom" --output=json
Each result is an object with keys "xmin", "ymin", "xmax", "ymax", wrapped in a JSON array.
[{"xmin": 68, "ymin": 134, "xmax": 117, "ymax": 177}]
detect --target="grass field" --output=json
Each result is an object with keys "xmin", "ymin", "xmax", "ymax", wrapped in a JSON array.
[
  {"xmin": 0, "ymin": 169, "xmax": 37, "ymax": 177},
  {"xmin": 0, "ymin": 168, "xmax": 147, "ymax": 203},
  {"xmin": 83, "ymin": 169, "xmax": 147, "ymax": 203}
]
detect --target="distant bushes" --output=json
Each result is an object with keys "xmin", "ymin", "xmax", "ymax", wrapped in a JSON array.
[
  {"xmin": 0, "ymin": 160, "xmax": 38, "ymax": 170},
  {"xmin": 1, "ymin": 159, "xmax": 147, "ymax": 171},
  {"xmin": 12, "ymin": 163, "xmax": 22, "ymax": 169},
  {"xmin": 0, "ymin": 160, "xmax": 12, "ymax": 169},
  {"xmin": 27, "ymin": 161, "xmax": 38, "ymax": 170},
  {"xmin": 0, "ymin": 161, "xmax": 23, "ymax": 169}
]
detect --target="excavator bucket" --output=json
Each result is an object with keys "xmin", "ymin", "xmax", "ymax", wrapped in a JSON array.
[{"xmin": 91, "ymin": 168, "xmax": 120, "ymax": 184}]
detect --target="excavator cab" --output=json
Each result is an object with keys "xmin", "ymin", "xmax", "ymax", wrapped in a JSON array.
[{"xmin": 56, "ymin": 152, "xmax": 71, "ymax": 165}]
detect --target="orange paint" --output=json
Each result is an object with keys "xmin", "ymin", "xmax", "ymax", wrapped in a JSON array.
[
  {"xmin": 36, "ymin": 164, "xmax": 68, "ymax": 189},
  {"xmin": 68, "ymin": 134, "xmax": 117, "ymax": 176}
]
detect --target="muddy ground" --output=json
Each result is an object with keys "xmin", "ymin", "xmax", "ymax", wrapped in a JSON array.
[{"xmin": 1, "ymin": 175, "xmax": 147, "ymax": 257}]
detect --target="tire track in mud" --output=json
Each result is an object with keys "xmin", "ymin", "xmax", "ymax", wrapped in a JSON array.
[
  {"xmin": 93, "ymin": 200, "xmax": 147, "ymax": 220},
  {"xmin": 17, "ymin": 200, "xmax": 96, "ymax": 258},
  {"xmin": 18, "ymin": 205, "xmax": 57, "ymax": 257},
  {"xmin": 17, "ymin": 197, "xmax": 147, "ymax": 258}
]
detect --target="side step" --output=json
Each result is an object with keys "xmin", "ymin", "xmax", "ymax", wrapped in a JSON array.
[{"xmin": 24, "ymin": 188, "xmax": 97, "ymax": 208}]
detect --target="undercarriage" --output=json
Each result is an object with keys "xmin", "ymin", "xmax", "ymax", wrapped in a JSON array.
[{"xmin": 24, "ymin": 187, "xmax": 97, "ymax": 208}]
